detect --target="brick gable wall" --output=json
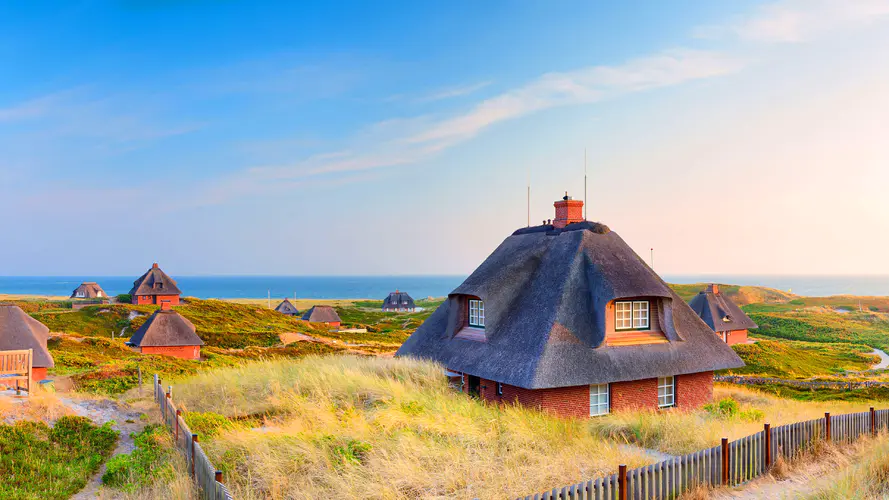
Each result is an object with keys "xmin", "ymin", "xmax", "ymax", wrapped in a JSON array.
[
  {"xmin": 139, "ymin": 345, "xmax": 201, "ymax": 360},
  {"xmin": 676, "ymin": 371, "xmax": 713, "ymax": 409},
  {"xmin": 133, "ymin": 294, "xmax": 181, "ymax": 306},
  {"xmin": 725, "ymin": 329, "xmax": 748, "ymax": 346}
]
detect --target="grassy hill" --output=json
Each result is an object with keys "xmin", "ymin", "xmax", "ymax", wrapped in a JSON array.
[
  {"xmin": 669, "ymin": 283, "xmax": 796, "ymax": 305},
  {"xmin": 727, "ymin": 339, "xmax": 877, "ymax": 379}
]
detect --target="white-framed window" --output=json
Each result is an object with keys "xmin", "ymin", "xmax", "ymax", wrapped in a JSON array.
[
  {"xmin": 590, "ymin": 383, "xmax": 610, "ymax": 416},
  {"xmin": 615, "ymin": 300, "xmax": 650, "ymax": 330},
  {"xmin": 469, "ymin": 299, "xmax": 485, "ymax": 328},
  {"xmin": 658, "ymin": 376, "xmax": 675, "ymax": 408}
]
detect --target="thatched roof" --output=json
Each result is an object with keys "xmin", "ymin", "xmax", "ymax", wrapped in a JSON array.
[
  {"xmin": 0, "ymin": 304, "xmax": 54, "ymax": 368},
  {"xmin": 128, "ymin": 263, "xmax": 182, "ymax": 297},
  {"xmin": 383, "ymin": 290, "xmax": 415, "ymax": 310},
  {"xmin": 126, "ymin": 309, "xmax": 204, "ymax": 347},
  {"xmin": 71, "ymin": 282, "xmax": 107, "ymax": 299},
  {"xmin": 301, "ymin": 306, "xmax": 341, "ymax": 323},
  {"xmin": 688, "ymin": 285, "xmax": 758, "ymax": 333},
  {"xmin": 396, "ymin": 221, "xmax": 744, "ymax": 390},
  {"xmin": 275, "ymin": 299, "xmax": 300, "ymax": 315}
]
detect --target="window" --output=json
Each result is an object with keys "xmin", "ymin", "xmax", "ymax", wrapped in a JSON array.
[
  {"xmin": 469, "ymin": 299, "xmax": 485, "ymax": 328},
  {"xmin": 658, "ymin": 376, "xmax": 675, "ymax": 408},
  {"xmin": 615, "ymin": 300, "xmax": 650, "ymax": 330},
  {"xmin": 496, "ymin": 382, "xmax": 503, "ymax": 396},
  {"xmin": 590, "ymin": 383, "xmax": 610, "ymax": 416}
]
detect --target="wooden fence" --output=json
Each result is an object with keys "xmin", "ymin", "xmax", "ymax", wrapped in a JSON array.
[
  {"xmin": 153, "ymin": 375, "xmax": 234, "ymax": 500},
  {"xmin": 715, "ymin": 374, "xmax": 889, "ymax": 390},
  {"xmin": 517, "ymin": 408, "xmax": 889, "ymax": 500},
  {"xmin": 0, "ymin": 349, "xmax": 32, "ymax": 394}
]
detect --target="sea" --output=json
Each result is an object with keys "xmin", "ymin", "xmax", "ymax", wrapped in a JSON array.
[{"xmin": 1, "ymin": 275, "xmax": 889, "ymax": 300}]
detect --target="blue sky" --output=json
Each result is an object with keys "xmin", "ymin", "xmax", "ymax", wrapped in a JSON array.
[{"xmin": 2, "ymin": 1, "xmax": 889, "ymax": 276}]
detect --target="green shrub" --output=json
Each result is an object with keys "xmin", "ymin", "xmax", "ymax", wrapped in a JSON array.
[
  {"xmin": 116, "ymin": 294, "xmax": 132, "ymax": 303},
  {"xmin": 183, "ymin": 411, "xmax": 237, "ymax": 438},
  {"xmin": 102, "ymin": 425, "xmax": 175, "ymax": 492}
]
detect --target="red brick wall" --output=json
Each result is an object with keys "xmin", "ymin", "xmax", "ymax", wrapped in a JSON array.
[
  {"xmin": 133, "ymin": 295, "xmax": 181, "ymax": 306},
  {"xmin": 676, "ymin": 371, "xmax": 713, "ymax": 409},
  {"xmin": 140, "ymin": 345, "xmax": 200, "ymax": 360},
  {"xmin": 611, "ymin": 378, "xmax": 659, "ymax": 411},
  {"xmin": 32, "ymin": 367, "xmax": 47, "ymax": 382},
  {"xmin": 725, "ymin": 329, "xmax": 748, "ymax": 345}
]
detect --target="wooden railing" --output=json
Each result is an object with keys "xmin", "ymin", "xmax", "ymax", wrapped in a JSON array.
[
  {"xmin": 517, "ymin": 408, "xmax": 889, "ymax": 500},
  {"xmin": 0, "ymin": 349, "xmax": 32, "ymax": 394},
  {"xmin": 153, "ymin": 375, "xmax": 233, "ymax": 500}
]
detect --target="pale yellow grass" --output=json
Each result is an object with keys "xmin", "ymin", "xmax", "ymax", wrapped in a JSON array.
[
  {"xmin": 0, "ymin": 389, "xmax": 74, "ymax": 423},
  {"xmin": 589, "ymin": 385, "xmax": 884, "ymax": 455},
  {"xmin": 220, "ymin": 298, "xmax": 360, "ymax": 309},
  {"xmin": 171, "ymin": 356, "xmax": 652, "ymax": 499}
]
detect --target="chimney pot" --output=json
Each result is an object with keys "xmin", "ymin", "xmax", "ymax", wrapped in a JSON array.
[
  {"xmin": 708, "ymin": 284, "xmax": 720, "ymax": 294},
  {"xmin": 152, "ymin": 263, "xmax": 159, "ymax": 268},
  {"xmin": 552, "ymin": 191, "xmax": 584, "ymax": 229}
]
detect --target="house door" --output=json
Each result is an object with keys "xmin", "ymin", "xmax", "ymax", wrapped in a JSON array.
[{"xmin": 467, "ymin": 375, "xmax": 481, "ymax": 397}]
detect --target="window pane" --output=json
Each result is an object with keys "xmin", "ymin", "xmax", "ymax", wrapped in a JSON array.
[
  {"xmin": 633, "ymin": 301, "xmax": 649, "ymax": 329},
  {"xmin": 590, "ymin": 384, "xmax": 609, "ymax": 416},
  {"xmin": 615, "ymin": 302, "xmax": 632, "ymax": 330},
  {"xmin": 658, "ymin": 377, "xmax": 674, "ymax": 408}
]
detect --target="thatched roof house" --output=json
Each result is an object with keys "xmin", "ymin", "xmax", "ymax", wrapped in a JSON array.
[
  {"xmin": 301, "ymin": 306, "xmax": 341, "ymax": 328},
  {"xmin": 382, "ymin": 290, "xmax": 415, "ymax": 312},
  {"xmin": 129, "ymin": 263, "xmax": 182, "ymax": 306},
  {"xmin": 0, "ymin": 303, "xmax": 54, "ymax": 381},
  {"xmin": 688, "ymin": 284, "xmax": 757, "ymax": 345},
  {"xmin": 397, "ymin": 193, "xmax": 744, "ymax": 418},
  {"xmin": 71, "ymin": 282, "xmax": 108, "ymax": 299},
  {"xmin": 275, "ymin": 298, "xmax": 300, "ymax": 316},
  {"xmin": 126, "ymin": 302, "xmax": 204, "ymax": 360}
]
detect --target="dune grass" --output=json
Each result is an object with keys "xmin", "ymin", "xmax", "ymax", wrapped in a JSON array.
[
  {"xmin": 807, "ymin": 434, "xmax": 889, "ymax": 499},
  {"xmin": 0, "ymin": 415, "xmax": 118, "ymax": 499},
  {"xmin": 727, "ymin": 339, "xmax": 878, "ymax": 379},
  {"xmin": 164, "ymin": 356, "xmax": 889, "ymax": 499}
]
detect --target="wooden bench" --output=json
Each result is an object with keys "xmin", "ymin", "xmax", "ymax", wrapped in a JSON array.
[{"xmin": 0, "ymin": 349, "xmax": 32, "ymax": 395}]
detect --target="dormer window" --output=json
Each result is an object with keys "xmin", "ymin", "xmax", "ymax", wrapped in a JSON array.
[
  {"xmin": 615, "ymin": 300, "xmax": 649, "ymax": 331},
  {"xmin": 468, "ymin": 299, "xmax": 485, "ymax": 328}
]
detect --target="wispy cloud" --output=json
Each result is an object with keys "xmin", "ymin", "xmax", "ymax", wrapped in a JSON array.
[
  {"xmin": 416, "ymin": 81, "xmax": 493, "ymax": 102},
  {"xmin": 693, "ymin": 0, "xmax": 889, "ymax": 42}
]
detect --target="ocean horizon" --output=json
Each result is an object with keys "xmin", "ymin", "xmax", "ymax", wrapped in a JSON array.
[{"xmin": 1, "ymin": 274, "xmax": 889, "ymax": 300}]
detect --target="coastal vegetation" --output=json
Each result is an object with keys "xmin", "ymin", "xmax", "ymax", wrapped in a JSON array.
[
  {"xmin": 164, "ymin": 355, "xmax": 885, "ymax": 499},
  {"xmin": 728, "ymin": 339, "xmax": 877, "ymax": 379},
  {"xmin": 0, "ymin": 416, "xmax": 118, "ymax": 499}
]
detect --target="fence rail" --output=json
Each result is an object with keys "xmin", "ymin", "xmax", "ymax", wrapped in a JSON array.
[
  {"xmin": 715, "ymin": 374, "xmax": 889, "ymax": 390},
  {"xmin": 517, "ymin": 408, "xmax": 888, "ymax": 500},
  {"xmin": 153, "ymin": 375, "xmax": 233, "ymax": 500}
]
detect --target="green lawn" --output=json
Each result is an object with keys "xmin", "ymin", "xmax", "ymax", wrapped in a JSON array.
[{"xmin": 0, "ymin": 416, "xmax": 118, "ymax": 499}]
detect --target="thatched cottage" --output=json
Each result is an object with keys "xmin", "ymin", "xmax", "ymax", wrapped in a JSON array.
[
  {"xmin": 301, "ymin": 306, "xmax": 341, "ymax": 328},
  {"xmin": 0, "ymin": 303, "xmax": 55, "ymax": 382},
  {"xmin": 129, "ymin": 263, "xmax": 182, "ymax": 306},
  {"xmin": 126, "ymin": 302, "xmax": 204, "ymax": 360},
  {"xmin": 688, "ymin": 284, "xmax": 757, "ymax": 345},
  {"xmin": 70, "ymin": 282, "xmax": 108, "ymax": 299},
  {"xmin": 275, "ymin": 298, "xmax": 300, "ymax": 316},
  {"xmin": 397, "ymin": 194, "xmax": 744, "ymax": 418},
  {"xmin": 382, "ymin": 290, "xmax": 415, "ymax": 312}
]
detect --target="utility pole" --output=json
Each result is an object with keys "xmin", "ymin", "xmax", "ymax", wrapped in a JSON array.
[
  {"xmin": 584, "ymin": 148, "xmax": 588, "ymax": 221},
  {"xmin": 267, "ymin": 290, "xmax": 271, "ymax": 309},
  {"xmin": 650, "ymin": 248, "xmax": 654, "ymax": 270}
]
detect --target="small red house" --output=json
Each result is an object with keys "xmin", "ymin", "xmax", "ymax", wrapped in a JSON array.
[
  {"xmin": 688, "ymin": 284, "xmax": 758, "ymax": 345},
  {"xmin": 0, "ymin": 303, "xmax": 54, "ymax": 382},
  {"xmin": 129, "ymin": 263, "xmax": 182, "ymax": 306},
  {"xmin": 301, "ymin": 306, "xmax": 342, "ymax": 329},
  {"xmin": 126, "ymin": 302, "xmax": 204, "ymax": 360},
  {"xmin": 397, "ymin": 193, "xmax": 744, "ymax": 418}
]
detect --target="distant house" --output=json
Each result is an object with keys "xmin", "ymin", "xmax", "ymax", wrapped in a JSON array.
[
  {"xmin": 129, "ymin": 263, "xmax": 182, "ymax": 306},
  {"xmin": 397, "ymin": 193, "xmax": 744, "ymax": 418},
  {"xmin": 126, "ymin": 302, "xmax": 204, "ymax": 360},
  {"xmin": 71, "ymin": 282, "xmax": 108, "ymax": 299},
  {"xmin": 688, "ymin": 284, "xmax": 758, "ymax": 345},
  {"xmin": 301, "ymin": 306, "xmax": 342, "ymax": 329},
  {"xmin": 275, "ymin": 298, "xmax": 300, "ymax": 316},
  {"xmin": 382, "ymin": 290, "xmax": 415, "ymax": 312},
  {"xmin": 0, "ymin": 303, "xmax": 54, "ymax": 382}
]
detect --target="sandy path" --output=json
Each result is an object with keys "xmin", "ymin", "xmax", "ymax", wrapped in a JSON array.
[
  {"xmin": 61, "ymin": 397, "xmax": 146, "ymax": 500},
  {"xmin": 871, "ymin": 348, "xmax": 889, "ymax": 370}
]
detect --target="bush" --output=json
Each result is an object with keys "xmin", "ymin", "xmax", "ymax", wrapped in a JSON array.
[
  {"xmin": 703, "ymin": 398, "xmax": 764, "ymax": 422},
  {"xmin": 116, "ymin": 294, "xmax": 132, "ymax": 303},
  {"xmin": 103, "ymin": 425, "xmax": 176, "ymax": 492}
]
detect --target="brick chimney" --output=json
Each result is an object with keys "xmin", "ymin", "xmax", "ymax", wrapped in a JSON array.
[
  {"xmin": 552, "ymin": 192, "xmax": 584, "ymax": 229},
  {"xmin": 708, "ymin": 284, "xmax": 720, "ymax": 294},
  {"xmin": 161, "ymin": 301, "xmax": 172, "ymax": 311},
  {"xmin": 152, "ymin": 263, "xmax": 159, "ymax": 269}
]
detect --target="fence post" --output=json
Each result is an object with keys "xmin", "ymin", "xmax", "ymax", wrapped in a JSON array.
[
  {"xmin": 175, "ymin": 409, "xmax": 181, "ymax": 441},
  {"xmin": 165, "ymin": 392, "xmax": 171, "ymax": 422},
  {"xmin": 721, "ymin": 438, "xmax": 729, "ymax": 485},
  {"xmin": 764, "ymin": 423, "xmax": 771, "ymax": 469},
  {"xmin": 215, "ymin": 470, "xmax": 223, "ymax": 483},
  {"xmin": 872, "ymin": 407, "xmax": 876, "ymax": 436},
  {"xmin": 191, "ymin": 434, "xmax": 198, "ymax": 477},
  {"xmin": 618, "ymin": 464, "xmax": 627, "ymax": 500},
  {"xmin": 154, "ymin": 375, "xmax": 159, "ymax": 401},
  {"xmin": 825, "ymin": 413, "xmax": 831, "ymax": 442}
]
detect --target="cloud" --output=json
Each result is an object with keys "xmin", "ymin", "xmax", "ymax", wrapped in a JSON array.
[
  {"xmin": 416, "ymin": 81, "xmax": 493, "ymax": 102},
  {"xmin": 694, "ymin": 0, "xmax": 889, "ymax": 42}
]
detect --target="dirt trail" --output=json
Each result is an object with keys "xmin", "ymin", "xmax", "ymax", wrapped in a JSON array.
[{"xmin": 61, "ymin": 397, "xmax": 146, "ymax": 500}]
